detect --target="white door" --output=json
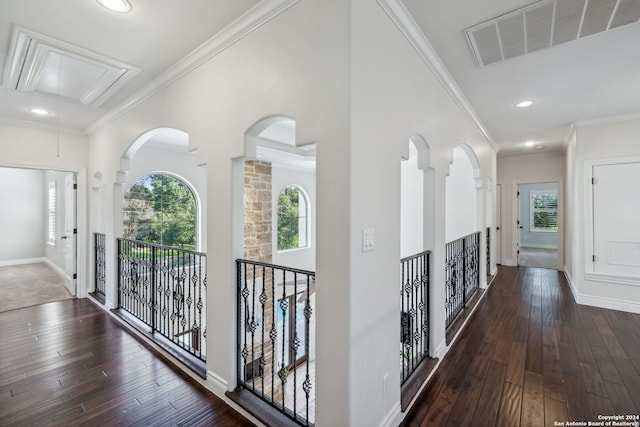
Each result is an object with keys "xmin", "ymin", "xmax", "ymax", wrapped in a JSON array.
[
  {"xmin": 593, "ymin": 162, "xmax": 640, "ymax": 277},
  {"xmin": 496, "ymin": 184, "xmax": 502, "ymax": 264},
  {"xmin": 63, "ymin": 173, "xmax": 77, "ymax": 296}
]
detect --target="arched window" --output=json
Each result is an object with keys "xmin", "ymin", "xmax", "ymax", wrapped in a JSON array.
[
  {"xmin": 123, "ymin": 174, "xmax": 197, "ymax": 249},
  {"xmin": 277, "ymin": 185, "xmax": 308, "ymax": 251}
]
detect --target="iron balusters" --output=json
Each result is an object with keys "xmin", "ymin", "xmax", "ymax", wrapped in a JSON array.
[
  {"xmin": 236, "ymin": 259, "xmax": 315, "ymax": 426},
  {"xmin": 400, "ymin": 250, "xmax": 431, "ymax": 385},
  {"xmin": 117, "ymin": 238, "xmax": 206, "ymax": 362},
  {"xmin": 445, "ymin": 231, "xmax": 480, "ymax": 328}
]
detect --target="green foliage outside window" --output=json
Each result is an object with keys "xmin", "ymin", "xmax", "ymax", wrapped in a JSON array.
[
  {"xmin": 531, "ymin": 192, "xmax": 558, "ymax": 231},
  {"xmin": 278, "ymin": 186, "xmax": 302, "ymax": 251},
  {"xmin": 123, "ymin": 174, "xmax": 197, "ymax": 250}
]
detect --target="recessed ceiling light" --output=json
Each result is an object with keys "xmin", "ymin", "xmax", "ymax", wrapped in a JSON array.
[
  {"xmin": 524, "ymin": 141, "xmax": 536, "ymax": 147},
  {"xmin": 96, "ymin": 0, "xmax": 132, "ymax": 13},
  {"xmin": 535, "ymin": 145, "xmax": 545, "ymax": 150},
  {"xmin": 515, "ymin": 100, "xmax": 534, "ymax": 108},
  {"xmin": 29, "ymin": 108, "xmax": 50, "ymax": 116}
]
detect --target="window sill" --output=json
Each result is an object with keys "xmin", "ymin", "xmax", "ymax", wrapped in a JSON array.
[{"xmin": 276, "ymin": 246, "xmax": 310, "ymax": 254}]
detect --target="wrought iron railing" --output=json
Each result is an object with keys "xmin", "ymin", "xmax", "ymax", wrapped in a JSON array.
[
  {"xmin": 117, "ymin": 238, "xmax": 206, "ymax": 362},
  {"xmin": 94, "ymin": 233, "xmax": 106, "ymax": 300},
  {"xmin": 400, "ymin": 250, "xmax": 431, "ymax": 385},
  {"xmin": 445, "ymin": 232, "xmax": 480, "ymax": 328},
  {"xmin": 236, "ymin": 259, "xmax": 315, "ymax": 426},
  {"xmin": 486, "ymin": 226, "xmax": 491, "ymax": 276}
]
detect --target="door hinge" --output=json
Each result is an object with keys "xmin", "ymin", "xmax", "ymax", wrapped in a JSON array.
[
  {"xmin": 592, "ymin": 254, "xmax": 597, "ymax": 262},
  {"xmin": 517, "ymin": 191, "xmax": 520, "ymax": 197},
  {"xmin": 73, "ymin": 273, "xmax": 77, "ymax": 279},
  {"xmin": 73, "ymin": 183, "xmax": 77, "ymax": 190},
  {"xmin": 591, "ymin": 177, "xmax": 597, "ymax": 185},
  {"xmin": 73, "ymin": 228, "xmax": 77, "ymax": 234}
]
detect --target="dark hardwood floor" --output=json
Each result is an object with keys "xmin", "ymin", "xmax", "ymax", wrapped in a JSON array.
[
  {"xmin": 0, "ymin": 299, "xmax": 254, "ymax": 426},
  {"xmin": 402, "ymin": 266, "xmax": 640, "ymax": 427}
]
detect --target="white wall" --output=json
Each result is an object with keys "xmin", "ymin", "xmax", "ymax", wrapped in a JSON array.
[
  {"xmin": 125, "ymin": 144, "xmax": 208, "ymax": 251},
  {"xmin": 0, "ymin": 168, "xmax": 45, "ymax": 264},
  {"xmin": 0, "ymin": 124, "xmax": 89, "ymax": 296},
  {"xmin": 271, "ymin": 165, "xmax": 316, "ymax": 271},
  {"xmin": 497, "ymin": 151, "xmax": 565, "ymax": 267},
  {"xmin": 518, "ymin": 182, "xmax": 558, "ymax": 249},
  {"xmin": 85, "ymin": 0, "xmax": 498, "ymax": 425},
  {"xmin": 445, "ymin": 147, "xmax": 478, "ymax": 243},
  {"xmin": 566, "ymin": 116, "xmax": 640, "ymax": 313},
  {"xmin": 401, "ymin": 142, "xmax": 424, "ymax": 258}
]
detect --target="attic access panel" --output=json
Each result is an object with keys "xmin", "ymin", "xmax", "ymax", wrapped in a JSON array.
[
  {"xmin": 2, "ymin": 26, "xmax": 140, "ymax": 107},
  {"xmin": 465, "ymin": 0, "xmax": 640, "ymax": 66}
]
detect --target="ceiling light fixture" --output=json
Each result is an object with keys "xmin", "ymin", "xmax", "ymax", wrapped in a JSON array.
[
  {"xmin": 515, "ymin": 100, "xmax": 534, "ymax": 108},
  {"xmin": 535, "ymin": 145, "xmax": 545, "ymax": 150},
  {"xmin": 96, "ymin": 0, "xmax": 132, "ymax": 13},
  {"xmin": 524, "ymin": 141, "xmax": 536, "ymax": 147},
  {"xmin": 29, "ymin": 108, "xmax": 50, "ymax": 116}
]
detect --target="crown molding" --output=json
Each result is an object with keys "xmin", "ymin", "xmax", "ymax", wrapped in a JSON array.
[
  {"xmin": 574, "ymin": 110, "xmax": 640, "ymax": 128},
  {"xmin": 376, "ymin": 0, "xmax": 499, "ymax": 153},
  {"xmin": 0, "ymin": 117, "xmax": 86, "ymax": 136},
  {"xmin": 86, "ymin": 0, "xmax": 300, "ymax": 134}
]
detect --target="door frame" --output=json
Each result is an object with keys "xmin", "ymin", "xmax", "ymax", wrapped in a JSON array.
[
  {"xmin": 512, "ymin": 179, "xmax": 563, "ymax": 270},
  {"xmin": 0, "ymin": 163, "xmax": 88, "ymax": 298}
]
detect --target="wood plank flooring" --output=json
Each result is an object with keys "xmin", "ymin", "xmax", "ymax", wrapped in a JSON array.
[
  {"xmin": 402, "ymin": 266, "xmax": 640, "ymax": 427},
  {"xmin": 0, "ymin": 299, "xmax": 254, "ymax": 426}
]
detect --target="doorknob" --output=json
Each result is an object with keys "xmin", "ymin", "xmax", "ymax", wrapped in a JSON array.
[{"xmin": 61, "ymin": 236, "xmax": 68, "ymax": 240}]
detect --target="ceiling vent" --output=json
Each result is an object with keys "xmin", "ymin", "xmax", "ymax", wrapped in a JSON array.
[
  {"xmin": 2, "ymin": 26, "xmax": 140, "ymax": 107},
  {"xmin": 465, "ymin": 0, "xmax": 640, "ymax": 66}
]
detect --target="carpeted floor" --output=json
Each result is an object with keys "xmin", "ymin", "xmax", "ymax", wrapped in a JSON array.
[
  {"xmin": 0, "ymin": 263, "xmax": 73, "ymax": 312},
  {"xmin": 518, "ymin": 247, "xmax": 558, "ymax": 270}
]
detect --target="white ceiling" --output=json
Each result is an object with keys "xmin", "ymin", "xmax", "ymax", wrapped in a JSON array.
[
  {"xmin": 0, "ymin": 0, "xmax": 259, "ymax": 131},
  {"xmin": 1, "ymin": 0, "xmax": 640, "ymax": 157},
  {"xmin": 403, "ymin": 0, "xmax": 640, "ymax": 156}
]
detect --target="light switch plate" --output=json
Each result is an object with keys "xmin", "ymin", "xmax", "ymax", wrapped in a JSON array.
[{"xmin": 362, "ymin": 228, "xmax": 374, "ymax": 252}]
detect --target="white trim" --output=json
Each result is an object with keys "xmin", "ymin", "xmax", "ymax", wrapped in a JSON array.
[
  {"xmin": 86, "ymin": 0, "xmax": 301, "ymax": 134},
  {"xmin": 585, "ymin": 272, "xmax": 640, "ymax": 287},
  {"xmin": 380, "ymin": 401, "xmax": 401, "ymax": 427},
  {"xmin": 376, "ymin": 0, "xmax": 499, "ymax": 153},
  {"xmin": 577, "ymin": 292, "xmax": 640, "ymax": 314},
  {"xmin": 0, "ymin": 117, "xmax": 87, "ymax": 135},
  {"xmin": 563, "ymin": 268, "xmax": 580, "ymax": 302},
  {"xmin": 206, "ymin": 370, "xmax": 229, "ymax": 395},
  {"xmin": 575, "ymin": 110, "xmax": 640, "ymax": 129},
  {"xmin": 433, "ymin": 339, "xmax": 447, "ymax": 359},
  {"xmin": 0, "ymin": 257, "xmax": 46, "ymax": 267}
]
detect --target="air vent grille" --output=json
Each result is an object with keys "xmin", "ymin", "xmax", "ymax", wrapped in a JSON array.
[{"xmin": 465, "ymin": 0, "xmax": 640, "ymax": 66}]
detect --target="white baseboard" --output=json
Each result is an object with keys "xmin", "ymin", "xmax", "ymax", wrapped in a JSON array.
[
  {"xmin": 434, "ymin": 339, "xmax": 448, "ymax": 359},
  {"xmin": 380, "ymin": 401, "xmax": 401, "ymax": 427},
  {"xmin": 0, "ymin": 257, "xmax": 45, "ymax": 267},
  {"xmin": 563, "ymin": 268, "xmax": 640, "ymax": 314},
  {"xmin": 577, "ymin": 293, "xmax": 640, "ymax": 314},
  {"xmin": 206, "ymin": 370, "xmax": 229, "ymax": 395}
]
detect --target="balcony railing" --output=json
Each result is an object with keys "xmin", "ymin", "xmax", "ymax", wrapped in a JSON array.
[
  {"xmin": 486, "ymin": 226, "xmax": 491, "ymax": 276},
  {"xmin": 94, "ymin": 233, "xmax": 106, "ymax": 301},
  {"xmin": 445, "ymin": 232, "xmax": 480, "ymax": 328},
  {"xmin": 235, "ymin": 259, "xmax": 315, "ymax": 426},
  {"xmin": 400, "ymin": 250, "xmax": 431, "ymax": 385},
  {"xmin": 117, "ymin": 238, "xmax": 207, "ymax": 363}
]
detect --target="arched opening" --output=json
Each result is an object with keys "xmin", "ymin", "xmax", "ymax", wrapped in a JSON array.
[
  {"xmin": 111, "ymin": 127, "xmax": 208, "ymax": 376},
  {"xmin": 399, "ymin": 135, "xmax": 435, "ymax": 394},
  {"xmin": 234, "ymin": 116, "xmax": 316, "ymax": 424},
  {"xmin": 444, "ymin": 144, "xmax": 482, "ymax": 334}
]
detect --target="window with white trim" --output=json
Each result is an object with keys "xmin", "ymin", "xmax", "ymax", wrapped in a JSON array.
[
  {"xmin": 530, "ymin": 190, "xmax": 558, "ymax": 232},
  {"xmin": 277, "ymin": 185, "xmax": 309, "ymax": 251},
  {"xmin": 47, "ymin": 181, "xmax": 56, "ymax": 244}
]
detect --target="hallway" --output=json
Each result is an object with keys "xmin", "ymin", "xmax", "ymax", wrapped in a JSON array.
[{"xmin": 402, "ymin": 266, "xmax": 640, "ymax": 426}]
